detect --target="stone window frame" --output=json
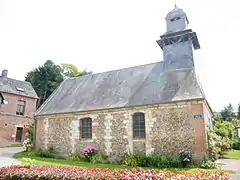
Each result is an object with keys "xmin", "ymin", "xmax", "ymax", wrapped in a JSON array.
[
  {"xmin": 16, "ymin": 100, "xmax": 26, "ymax": 116},
  {"xmin": 79, "ymin": 117, "xmax": 92, "ymax": 139},
  {"xmin": 132, "ymin": 112, "xmax": 146, "ymax": 139}
]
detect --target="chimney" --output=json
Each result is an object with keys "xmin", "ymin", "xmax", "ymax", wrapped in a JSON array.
[{"xmin": 1, "ymin": 69, "xmax": 8, "ymax": 77}]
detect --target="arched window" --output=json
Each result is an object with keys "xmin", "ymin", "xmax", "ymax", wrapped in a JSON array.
[
  {"xmin": 132, "ymin": 112, "xmax": 145, "ymax": 139},
  {"xmin": 80, "ymin": 117, "xmax": 92, "ymax": 139}
]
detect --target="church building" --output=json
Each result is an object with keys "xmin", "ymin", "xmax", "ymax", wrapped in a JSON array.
[{"xmin": 35, "ymin": 6, "xmax": 213, "ymax": 162}]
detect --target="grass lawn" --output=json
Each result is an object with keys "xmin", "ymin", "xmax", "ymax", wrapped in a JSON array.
[
  {"xmin": 0, "ymin": 144, "xmax": 22, "ymax": 148},
  {"xmin": 13, "ymin": 151, "xmax": 225, "ymax": 174},
  {"xmin": 225, "ymin": 150, "xmax": 240, "ymax": 159}
]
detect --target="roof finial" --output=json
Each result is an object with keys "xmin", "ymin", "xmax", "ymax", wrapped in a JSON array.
[{"xmin": 174, "ymin": 0, "xmax": 177, "ymax": 8}]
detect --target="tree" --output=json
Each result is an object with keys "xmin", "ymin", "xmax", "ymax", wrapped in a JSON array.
[
  {"xmin": 237, "ymin": 103, "xmax": 240, "ymax": 120},
  {"xmin": 27, "ymin": 122, "xmax": 34, "ymax": 143},
  {"xmin": 61, "ymin": 63, "xmax": 92, "ymax": 79},
  {"xmin": 25, "ymin": 60, "xmax": 64, "ymax": 108},
  {"xmin": 220, "ymin": 103, "xmax": 236, "ymax": 121},
  {"xmin": 214, "ymin": 121, "xmax": 236, "ymax": 140}
]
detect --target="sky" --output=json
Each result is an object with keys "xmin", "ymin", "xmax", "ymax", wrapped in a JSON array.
[{"xmin": 0, "ymin": 0, "xmax": 239, "ymax": 112}]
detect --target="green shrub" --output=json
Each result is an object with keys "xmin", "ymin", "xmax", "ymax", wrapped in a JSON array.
[
  {"xmin": 232, "ymin": 141, "xmax": 240, "ymax": 150},
  {"xmin": 122, "ymin": 154, "xmax": 138, "ymax": 167},
  {"xmin": 34, "ymin": 147, "xmax": 64, "ymax": 159},
  {"xmin": 215, "ymin": 137, "xmax": 231, "ymax": 157},
  {"xmin": 207, "ymin": 127, "xmax": 219, "ymax": 161},
  {"xmin": 134, "ymin": 153, "xmax": 151, "ymax": 167},
  {"xmin": 67, "ymin": 153, "xmax": 83, "ymax": 161},
  {"xmin": 199, "ymin": 158, "xmax": 217, "ymax": 169},
  {"xmin": 122, "ymin": 153, "xmax": 183, "ymax": 168},
  {"xmin": 148, "ymin": 154, "xmax": 162, "ymax": 167},
  {"xmin": 168, "ymin": 155, "xmax": 183, "ymax": 168},
  {"xmin": 157, "ymin": 155, "xmax": 182, "ymax": 168},
  {"xmin": 90, "ymin": 153, "xmax": 109, "ymax": 164},
  {"xmin": 213, "ymin": 121, "xmax": 236, "ymax": 156}
]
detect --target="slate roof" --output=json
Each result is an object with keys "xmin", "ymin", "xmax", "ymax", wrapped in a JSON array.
[
  {"xmin": 36, "ymin": 62, "xmax": 206, "ymax": 116},
  {"xmin": 0, "ymin": 76, "xmax": 38, "ymax": 99},
  {"xmin": 166, "ymin": 7, "xmax": 188, "ymax": 22}
]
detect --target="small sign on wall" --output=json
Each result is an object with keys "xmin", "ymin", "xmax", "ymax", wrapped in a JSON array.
[{"xmin": 193, "ymin": 114, "xmax": 203, "ymax": 120}]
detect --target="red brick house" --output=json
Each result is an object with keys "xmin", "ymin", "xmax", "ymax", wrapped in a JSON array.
[{"xmin": 0, "ymin": 69, "xmax": 38, "ymax": 144}]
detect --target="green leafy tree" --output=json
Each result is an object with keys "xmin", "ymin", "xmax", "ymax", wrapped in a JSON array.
[
  {"xmin": 213, "ymin": 112, "xmax": 221, "ymax": 124},
  {"xmin": 214, "ymin": 121, "xmax": 236, "ymax": 141},
  {"xmin": 61, "ymin": 63, "xmax": 92, "ymax": 78},
  {"xmin": 25, "ymin": 60, "xmax": 64, "ymax": 108},
  {"xmin": 27, "ymin": 122, "xmax": 34, "ymax": 143},
  {"xmin": 237, "ymin": 103, "xmax": 240, "ymax": 120},
  {"xmin": 220, "ymin": 103, "xmax": 236, "ymax": 121}
]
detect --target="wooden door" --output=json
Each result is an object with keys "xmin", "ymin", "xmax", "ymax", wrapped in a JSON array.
[{"xmin": 15, "ymin": 127, "xmax": 23, "ymax": 142}]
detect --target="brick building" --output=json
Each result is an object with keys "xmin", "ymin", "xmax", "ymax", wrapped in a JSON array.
[
  {"xmin": 35, "ymin": 7, "xmax": 213, "ymax": 162},
  {"xmin": 0, "ymin": 69, "xmax": 38, "ymax": 144}
]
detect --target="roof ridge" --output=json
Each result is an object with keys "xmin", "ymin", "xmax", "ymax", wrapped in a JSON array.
[
  {"xmin": 69, "ymin": 61, "xmax": 163, "ymax": 81},
  {"xmin": 0, "ymin": 76, "xmax": 30, "ymax": 84}
]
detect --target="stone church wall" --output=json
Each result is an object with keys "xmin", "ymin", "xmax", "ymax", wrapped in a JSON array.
[{"xmin": 35, "ymin": 100, "xmax": 208, "ymax": 162}]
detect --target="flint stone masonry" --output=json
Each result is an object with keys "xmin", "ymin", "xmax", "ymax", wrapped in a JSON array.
[{"xmin": 35, "ymin": 100, "xmax": 208, "ymax": 162}]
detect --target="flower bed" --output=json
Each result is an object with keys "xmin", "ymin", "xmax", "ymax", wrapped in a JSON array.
[{"xmin": 0, "ymin": 165, "xmax": 229, "ymax": 180}]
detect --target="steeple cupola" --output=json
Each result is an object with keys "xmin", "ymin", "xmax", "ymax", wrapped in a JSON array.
[{"xmin": 165, "ymin": 6, "xmax": 189, "ymax": 33}]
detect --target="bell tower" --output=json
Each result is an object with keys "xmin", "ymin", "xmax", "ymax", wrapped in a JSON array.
[{"xmin": 157, "ymin": 6, "xmax": 200, "ymax": 72}]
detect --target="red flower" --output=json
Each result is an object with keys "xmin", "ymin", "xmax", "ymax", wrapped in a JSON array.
[{"xmin": 0, "ymin": 165, "xmax": 229, "ymax": 180}]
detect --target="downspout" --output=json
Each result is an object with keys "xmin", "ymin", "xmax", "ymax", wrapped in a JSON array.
[{"xmin": 33, "ymin": 116, "xmax": 37, "ymax": 148}]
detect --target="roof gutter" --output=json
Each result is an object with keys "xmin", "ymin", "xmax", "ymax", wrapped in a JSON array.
[
  {"xmin": 35, "ymin": 97, "xmax": 206, "ymax": 118},
  {"xmin": 0, "ymin": 90, "xmax": 39, "ymax": 100}
]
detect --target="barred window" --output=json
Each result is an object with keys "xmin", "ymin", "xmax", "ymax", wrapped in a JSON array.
[
  {"xmin": 16, "ymin": 100, "xmax": 26, "ymax": 116},
  {"xmin": 80, "ymin": 117, "xmax": 92, "ymax": 139},
  {"xmin": 132, "ymin": 112, "xmax": 145, "ymax": 139}
]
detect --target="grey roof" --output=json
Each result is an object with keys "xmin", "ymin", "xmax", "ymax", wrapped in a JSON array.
[
  {"xmin": 165, "ymin": 7, "xmax": 189, "ymax": 25},
  {"xmin": 166, "ymin": 7, "xmax": 187, "ymax": 20},
  {"xmin": 0, "ymin": 76, "xmax": 38, "ymax": 99},
  {"xmin": 36, "ymin": 62, "xmax": 205, "ymax": 116}
]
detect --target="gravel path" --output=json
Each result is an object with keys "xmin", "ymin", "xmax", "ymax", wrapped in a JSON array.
[
  {"xmin": 0, "ymin": 147, "xmax": 22, "ymax": 167},
  {"xmin": 217, "ymin": 159, "xmax": 240, "ymax": 180}
]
